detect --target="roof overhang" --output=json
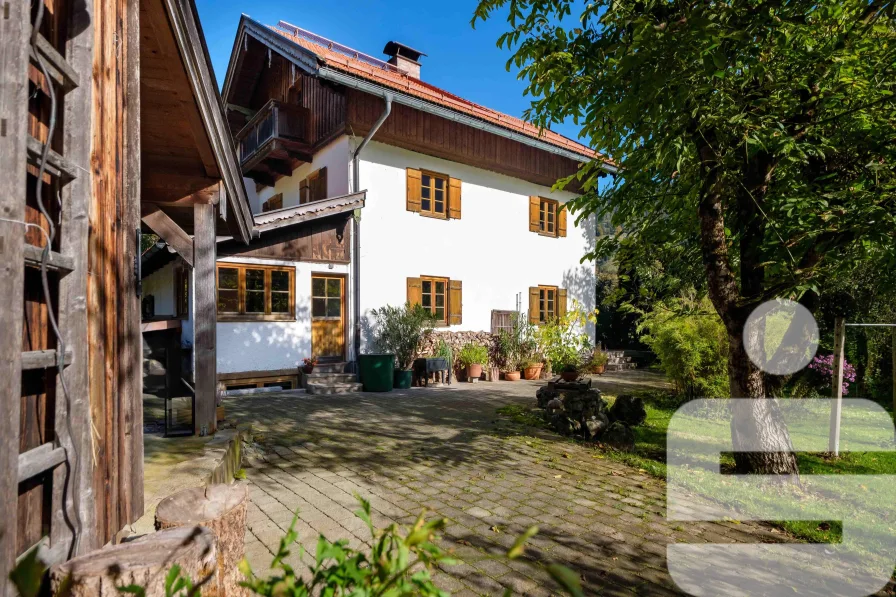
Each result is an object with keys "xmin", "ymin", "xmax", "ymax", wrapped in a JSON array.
[
  {"xmin": 251, "ymin": 191, "xmax": 366, "ymax": 234},
  {"xmin": 162, "ymin": 0, "xmax": 255, "ymax": 243},
  {"xmin": 224, "ymin": 16, "xmax": 616, "ymax": 174}
]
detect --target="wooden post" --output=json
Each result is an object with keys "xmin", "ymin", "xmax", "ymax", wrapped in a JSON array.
[
  {"xmin": 0, "ymin": 0, "xmax": 30, "ymax": 585},
  {"xmin": 892, "ymin": 328, "xmax": 895, "ymax": 442},
  {"xmin": 194, "ymin": 202, "xmax": 217, "ymax": 436},
  {"xmin": 829, "ymin": 317, "xmax": 846, "ymax": 455}
]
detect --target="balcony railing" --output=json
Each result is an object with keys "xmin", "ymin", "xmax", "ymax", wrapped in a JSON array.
[{"xmin": 235, "ymin": 100, "xmax": 311, "ymax": 165}]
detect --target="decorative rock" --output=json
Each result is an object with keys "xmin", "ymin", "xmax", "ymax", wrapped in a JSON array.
[
  {"xmin": 602, "ymin": 422, "xmax": 636, "ymax": 452},
  {"xmin": 584, "ymin": 411, "xmax": 610, "ymax": 440},
  {"xmin": 536, "ymin": 386, "xmax": 559, "ymax": 408},
  {"xmin": 609, "ymin": 395, "xmax": 647, "ymax": 426}
]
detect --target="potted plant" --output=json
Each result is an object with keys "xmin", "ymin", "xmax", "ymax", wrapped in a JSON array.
[
  {"xmin": 521, "ymin": 357, "xmax": 544, "ymax": 380},
  {"xmin": 370, "ymin": 302, "xmax": 437, "ymax": 390},
  {"xmin": 535, "ymin": 302, "xmax": 595, "ymax": 382},
  {"xmin": 588, "ymin": 350, "xmax": 609, "ymax": 375},
  {"xmin": 457, "ymin": 343, "xmax": 488, "ymax": 382},
  {"xmin": 301, "ymin": 356, "xmax": 318, "ymax": 374},
  {"xmin": 555, "ymin": 355, "xmax": 582, "ymax": 382}
]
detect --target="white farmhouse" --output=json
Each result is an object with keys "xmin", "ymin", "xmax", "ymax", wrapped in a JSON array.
[{"xmin": 140, "ymin": 17, "xmax": 614, "ymax": 393}]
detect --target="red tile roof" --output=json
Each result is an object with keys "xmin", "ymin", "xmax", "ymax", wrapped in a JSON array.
[{"xmin": 270, "ymin": 23, "xmax": 606, "ymax": 163}]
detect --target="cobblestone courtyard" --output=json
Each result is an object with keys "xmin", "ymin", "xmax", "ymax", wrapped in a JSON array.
[{"xmin": 226, "ymin": 373, "xmax": 782, "ymax": 596}]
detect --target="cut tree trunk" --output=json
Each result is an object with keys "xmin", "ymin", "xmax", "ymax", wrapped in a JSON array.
[
  {"xmin": 49, "ymin": 526, "xmax": 220, "ymax": 596},
  {"xmin": 155, "ymin": 483, "xmax": 249, "ymax": 596}
]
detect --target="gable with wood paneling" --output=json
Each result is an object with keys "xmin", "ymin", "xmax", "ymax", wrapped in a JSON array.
[{"xmin": 219, "ymin": 215, "xmax": 351, "ymax": 264}]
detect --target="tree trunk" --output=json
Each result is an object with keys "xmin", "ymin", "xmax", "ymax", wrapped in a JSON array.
[
  {"xmin": 155, "ymin": 483, "xmax": 249, "ymax": 597},
  {"xmin": 50, "ymin": 526, "xmax": 220, "ymax": 596}
]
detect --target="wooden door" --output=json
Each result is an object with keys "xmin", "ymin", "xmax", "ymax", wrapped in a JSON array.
[{"xmin": 311, "ymin": 275, "xmax": 345, "ymax": 360}]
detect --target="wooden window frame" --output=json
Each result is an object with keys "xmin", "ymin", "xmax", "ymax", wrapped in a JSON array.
[
  {"xmin": 418, "ymin": 170, "xmax": 450, "ymax": 219},
  {"xmin": 421, "ymin": 275, "xmax": 450, "ymax": 325},
  {"xmin": 538, "ymin": 198, "xmax": 559, "ymax": 237},
  {"xmin": 311, "ymin": 273, "xmax": 345, "ymax": 322},
  {"xmin": 216, "ymin": 263, "xmax": 296, "ymax": 322},
  {"xmin": 175, "ymin": 262, "xmax": 189, "ymax": 319},
  {"xmin": 491, "ymin": 310, "xmax": 516, "ymax": 335},
  {"xmin": 261, "ymin": 193, "xmax": 283, "ymax": 213},
  {"xmin": 300, "ymin": 167, "xmax": 328, "ymax": 205},
  {"xmin": 538, "ymin": 285, "xmax": 559, "ymax": 322}
]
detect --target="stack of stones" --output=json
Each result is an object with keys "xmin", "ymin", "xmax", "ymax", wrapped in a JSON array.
[{"xmin": 536, "ymin": 382, "xmax": 647, "ymax": 452}]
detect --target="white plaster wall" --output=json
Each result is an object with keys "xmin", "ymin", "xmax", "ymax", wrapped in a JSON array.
[
  {"xmin": 255, "ymin": 135, "xmax": 352, "ymax": 212},
  {"xmin": 357, "ymin": 141, "xmax": 596, "ymax": 344},
  {"xmin": 212, "ymin": 256, "xmax": 350, "ymax": 374},
  {"xmin": 142, "ymin": 261, "xmax": 176, "ymax": 318}
]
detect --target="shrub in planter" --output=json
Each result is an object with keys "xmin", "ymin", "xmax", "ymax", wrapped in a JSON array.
[
  {"xmin": 370, "ymin": 303, "xmax": 437, "ymax": 385},
  {"xmin": 458, "ymin": 343, "xmax": 488, "ymax": 380},
  {"xmin": 301, "ymin": 356, "xmax": 318, "ymax": 374},
  {"xmin": 585, "ymin": 351, "xmax": 609, "ymax": 375},
  {"xmin": 521, "ymin": 357, "xmax": 544, "ymax": 380},
  {"xmin": 535, "ymin": 302, "xmax": 594, "ymax": 378}
]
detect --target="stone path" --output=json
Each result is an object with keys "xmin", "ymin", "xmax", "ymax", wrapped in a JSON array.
[{"xmin": 225, "ymin": 372, "xmax": 782, "ymax": 596}]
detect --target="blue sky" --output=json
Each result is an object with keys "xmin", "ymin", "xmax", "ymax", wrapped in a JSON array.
[{"xmin": 195, "ymin": 0, "xmax": 585, "ymax": 144}]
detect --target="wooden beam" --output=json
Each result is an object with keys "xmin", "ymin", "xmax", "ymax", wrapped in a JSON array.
[
  {"xmin": 22, "ymin": 349, "xmax": 73, "ymax": 371},
  {"xmin": 18, "ymin": 444, "xmax": 67, "ymax": 484},
  {"xmin": 246, "ymin": 169, "xmax": 276, "ymax": 188},
  {"xmin": 142, "ymin": 172, "xmax": 220, "ymax": 203},
  {"xmin": 0, "ymin": 0, "xmax": 30, "ymax": 583},
  {"xmin": 141, "ymin": 209, "xmax": 195, "ymax": 268},
  {"xmin": 193, "ymin": 202, "xmax": 217, "ymax": 436},
  {"xmin": 143, "ymin": 0, "xmax": 219, "ymax": 178},
  {"xmin": 266, "ymin": 158, "xmax": 293, "ymax": 178},
  {"xmin": 226, "ymin": 102, "xmax": 256, "ymax": 118}
]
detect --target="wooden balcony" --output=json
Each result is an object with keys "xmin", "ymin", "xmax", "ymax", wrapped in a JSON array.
[{"xmin": 235, "ymin": 100, "xmax": 313, "ymax": 187}]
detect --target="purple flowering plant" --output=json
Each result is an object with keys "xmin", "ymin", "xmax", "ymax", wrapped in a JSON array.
[{"xmin": 807, "ymin": 354, "xmax": 857, "ymax": 395}]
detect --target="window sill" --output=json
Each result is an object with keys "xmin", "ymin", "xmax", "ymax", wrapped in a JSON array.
[
  {"xmin": 536, "ymin": 231, "xmax": 559, "ymax": 239},
  {"xmin": 419, "ymin": 211, "xmax": 449, "ymax": 221},
  {"xmin": 218, "ymin": 314, "xmax": 296, "ymax": 323}
]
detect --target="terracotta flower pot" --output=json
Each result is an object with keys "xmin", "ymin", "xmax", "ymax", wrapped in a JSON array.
[
  {"xmin": 504, "ymin": 371, "xmax": 521, "ymax": 381},
  {"xmin": 466, "ymin": 363, "xmax": 483, "ymax": 380},
  {"xmin": 302, "ymin": 365, "xmax": 314, "ymax": 374},
  {"xmin": 560, "ymin": 371, "xmax": 579, "ymax": 382},
  {"xmin": 523, "ymin": 365, "xmax": 543, "ymax": 380},
  {"xmin": 593, "ymin": 364, "xmax": 606, "ymax": 376}
]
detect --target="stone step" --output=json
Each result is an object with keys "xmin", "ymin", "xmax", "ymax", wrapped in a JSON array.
[
  {"xmin": 303, "ymin": 372, "xmax": 357, "ymax": 384},
  {"xmin": 306, "ymin": 382, "xmax": 363, "ymax": 395},
  {"xmin": 312, "ymin": 361, "xmax": 348, "ymax": 374}
]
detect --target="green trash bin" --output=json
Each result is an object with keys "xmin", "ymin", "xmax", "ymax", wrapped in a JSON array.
[{"xmin": 359, "ymin": 353, "xmax": 395, "ymax": 392}]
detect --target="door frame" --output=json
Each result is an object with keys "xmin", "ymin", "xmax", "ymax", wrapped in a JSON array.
[{"xmin": 310, "ymin": 272, "xmax": 347, "ymax": 362}]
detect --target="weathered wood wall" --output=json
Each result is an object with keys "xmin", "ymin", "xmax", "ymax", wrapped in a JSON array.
[
  {"xmin": 219, "ymin": 215, "xmax": 351, "ymax": 263},
  {"xmin": 345, "ymin": 89, "xmax": 583, "ymax": 189}
]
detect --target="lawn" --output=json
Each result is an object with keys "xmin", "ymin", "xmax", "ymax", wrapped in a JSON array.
[{"xmin": 497, "ymin": 390, "xmax": 896, "ymax": 553}]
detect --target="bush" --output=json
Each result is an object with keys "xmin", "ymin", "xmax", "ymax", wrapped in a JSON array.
[
  {"xmin": 457, "ymin": 343, "xmax": 488, "ymax": 368},
  {"xmin": 535, "ymin": 302, "xmax": 594, "ymax": 371},
  {"xmin": 370, "ymin": 302, "xmax": 437, "ymax": 370},
  {"xmin": 637, "ymin": 293, "xmax": 728, "ymax": 398}
]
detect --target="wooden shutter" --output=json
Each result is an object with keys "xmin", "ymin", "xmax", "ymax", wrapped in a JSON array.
[
  {"xmin": 558, "ymin": 288, "xmax": 568, "ymax": 318},
  {"xmin": 407, "ymin": 168, "xmax": 422, "ymax": 212},
  {"xmin": 299, "ymin": 177, "xmax": 310, "ymax": 204},
  {"xmin": 529, "ymin": 287, "xmax": 540, "ymax": 324},
  {"xmin": 448, "ymin": 177, "xmax": 462, "ymax": 219},
  {"xmin": 558, "ymin": 204, "xmax": 568, "ymax": 237},
  {"xmin": 314, "ymin": 167, "xmax": 328, "ymax": 201},
  {"xmin": 529, "ymin": 196, "xmax": 540, "ymax": 232},
  {"xmin": 407, "ymin": 277, "xmax": 423, "ymax": 306},
  {"xmin": 449, "ymin": 280, "xmax": 462, "ymax": 325}
]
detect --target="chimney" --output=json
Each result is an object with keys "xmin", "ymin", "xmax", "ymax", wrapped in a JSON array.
[{"xmin": 383, "ymin": 41, "xmax": 426, "ymax": 79}]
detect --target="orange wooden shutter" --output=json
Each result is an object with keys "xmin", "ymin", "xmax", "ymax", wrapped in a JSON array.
[
  {"xmin": 529, "ymin": 196, "xmax": 540, "ymax": 232},
  {"xmin": 299, "ymin": 177, "xmax": 310, "ymax": 204},
  {"xmin": 448, "ymin": 280, "xmax": 462, "ymax": 325},
  {"xmin": 558, "ymin": 288, "xmax": 568, "ymax": 318},
  {"xmin": 529, "ymin": 287, "xmax": 540, "ymax": 324},
  {"xmin": 315, "ymin": 167, "xmax": 328, "ymax": 201},
  {"xmin": 558, "ymin": 204, "xmax": 568, "ymax": 237},
  {"xmin": 407, "ymin": 277, "xmax": 423, "ymax": 306},
  {"xmin": 448, "ymin": 178, "xmax": 462, "ymax": 219},
  {"xmin": 407, "ymin": 168, "xmax": 422, "ymax": 212}
]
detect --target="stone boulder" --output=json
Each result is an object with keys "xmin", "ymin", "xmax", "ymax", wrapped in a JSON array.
[
  {"xmin": 602, "ymin": 422, "xmax": 636, "ymax": 452},
  {"xmin": 584, "ymin": 411, "xmax": 610, "ymax": 440},
  {"xmin": 536, "ymin": 386, "xmax": 559, "ymax": 409},
  {"xmin": 609, "ymin": 394, "xmax": 647, "ymax": 426}
]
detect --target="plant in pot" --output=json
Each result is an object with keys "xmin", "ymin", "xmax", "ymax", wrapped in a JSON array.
[
  {"xmin": 494, "ymin": 329, "xmax": 520, "ymax": 381},
  {"xmin": 535, "ymin": 301, "xmax": 594, "ymax": 382},
  {"xmin": 587, "ymin": 350, "xmax": 610, "ymax": 375},
  {"xmin": 370, "ymin": 302, "xmax": 437, "ymax": 389},
  {"xmin": 457, "ymin": 343, "xmax": 488, "ymax": 382},
  {"xmin": 521, "ymin": 356, "xmax": 544, "ymax": 380},
  {"xmin": 301, "ymin": 356, "xmax": 318, "ymax": 374}
]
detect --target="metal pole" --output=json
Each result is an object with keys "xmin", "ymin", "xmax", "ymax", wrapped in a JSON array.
[
  {"xmin": 829, "ymin": 317, "xmax": 846, "ymax": 455},
  {"xmin": 892, "ymin": 328, "xmax": 895, "ymax": 443}
]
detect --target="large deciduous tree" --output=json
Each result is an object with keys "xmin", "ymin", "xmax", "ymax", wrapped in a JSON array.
[{"xmin": 474, "ymin": 0, "xmax": 896, "ymax": 473}]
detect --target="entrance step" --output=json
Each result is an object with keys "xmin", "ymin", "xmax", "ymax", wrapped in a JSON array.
[
  {"xmin": 313, "ymin": 361, "xmax": 348, "ymax": 374},
  {"xmin": 303, "ymin": 372, "xmax": 356, "ymax": 387},
  {"xmin": 306, "ymin": 382, "xmax": 363, "ymax": 395}
]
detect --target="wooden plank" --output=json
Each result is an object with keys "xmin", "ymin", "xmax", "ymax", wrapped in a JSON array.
[
  {"xmin": 18, "ymin": 443, "xmax": 67, "ymax": 483},
  {"xmin": 22, "ymin": 349, "xmax": 73, "ymax": 371},
  {"xmin": 24, "ymin": 244, "xmax": 75, "ymax": 274},
  {"xmin": 142, "ymin": 209, "xmax": 195, "ymax": 268},
  {"xmin": 120, "ymin": 0, "xmax": 144, "ymax": 524},
  {"xmin": 30, "ymin": 30, "xmax": 80, "ymax": 91},
  {"xmin": 829, "ymin": 317, "xmax": 846, "ymax": 455},
  {"xmin": 53, "ymin": 0, "xmax": 97, "ymax": 558},
  {"xmin": 0, "ymin": 0, "xmax": 30, "ymax": 582},
  {"xmin": 27, "ymin": 135, "xmax": 78, "ymax": 181},
  {"xmin": 140, "ymin": 319, "xmax": 183, "ymax": 333},
  {"xmin": 194, "ymin": 201, "xmax": 217, "ymax": 436}
]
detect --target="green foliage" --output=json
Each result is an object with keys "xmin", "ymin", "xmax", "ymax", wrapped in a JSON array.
[
  {"xmin": 370, "ymin": 302, "xmax": 438, "ymax": 370},
  {"xmin": 118, "ymin": 565, "xmax": 194, "ymax": 597},
  {"xmin": 494, "ymin": 314, "xmax": 539, "ymax": 371},
  {"xmin": 234, "ymin": 468, "xmax": 247, "ymax": 480},
  {"xmin": 535, "ymin": 303, "xmax": 594, "ymax": 371},
  {"xmin": 10, "ymin": 546, "xmax": 44, "ymax": 597},
  {"xmin": 434, "ymin": 339, "xmax": 453, "ymax": 366},
  {"xmin": 637, "ymin": 293, "xmax": 729, "ymax": 398},
  {"xmin": 457, "ymin": 343, "xmax": 489, "ymax": 368}
]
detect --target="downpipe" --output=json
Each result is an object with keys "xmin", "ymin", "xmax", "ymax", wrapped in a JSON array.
[{"xmin": 351, "ymin": 92, "xmax": 392, "ymax": 372}]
